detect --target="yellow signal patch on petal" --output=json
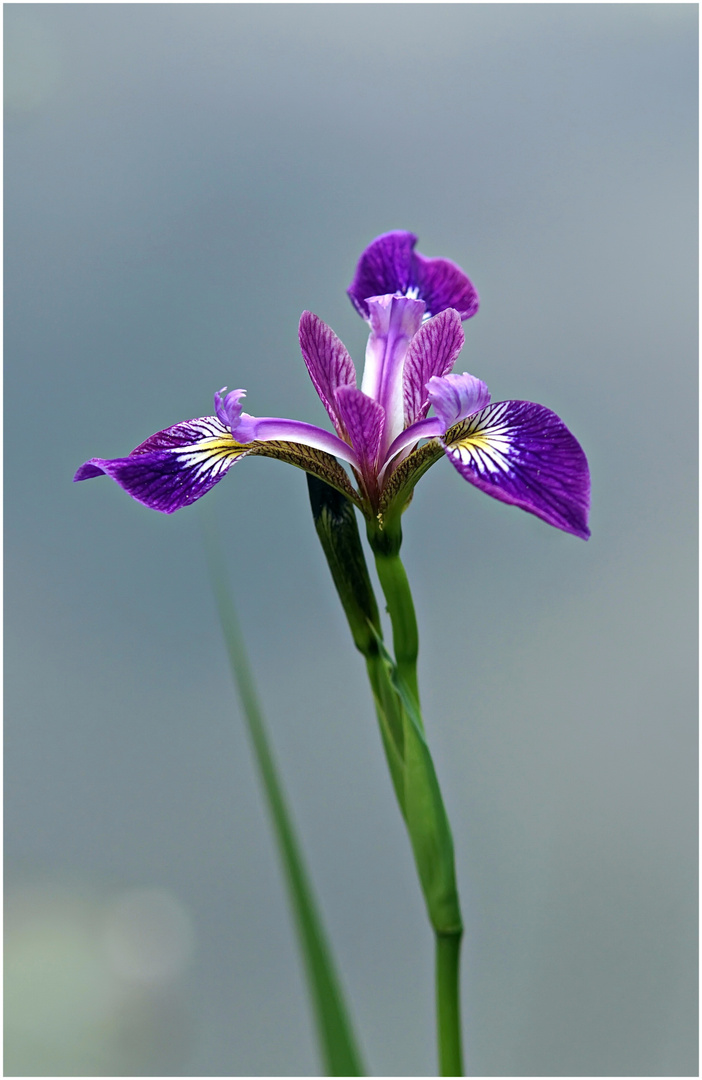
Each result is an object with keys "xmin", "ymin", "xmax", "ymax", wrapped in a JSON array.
[
  {"xmin": 445, "ymin": 402, "xmax": 515, "ymax": 476},
  {"xmin": 76, "ymin": 415, "xmax": 254, "ymax": 514},
  {"xmin": 174, "ymin": 434, "xmax": 250, "ymax": 477}
]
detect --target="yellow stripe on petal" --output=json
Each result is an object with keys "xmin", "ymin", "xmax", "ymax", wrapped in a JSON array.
[
  {"xmin": 442, "ymin": 400, "xmax": 591, "ymax": 539},
  {"xmin": 99, "ymin": 415, "xmax": 257, "ymax": 513},
  {"xmin": 446, "ymin": 402, "xmax": 515, "ymax": 476},
  {"xmin": 175, "ymin": 435, "xmax": 249, "ymax": 478}
]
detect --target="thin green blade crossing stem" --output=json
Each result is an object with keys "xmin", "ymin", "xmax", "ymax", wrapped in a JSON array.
[{"xmin": 202, "ymin": 513, "xmax": 365, "ymax": 1077}]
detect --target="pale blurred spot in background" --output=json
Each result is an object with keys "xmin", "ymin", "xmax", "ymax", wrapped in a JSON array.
[{"xmin": 5, "ymin": 880, "xmax": 194, "ymax": 1076}]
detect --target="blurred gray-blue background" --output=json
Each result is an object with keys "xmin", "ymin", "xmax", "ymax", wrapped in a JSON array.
[{"xmin": 5, "ymin": 4, "xmax": 697, "ymax": 1076}]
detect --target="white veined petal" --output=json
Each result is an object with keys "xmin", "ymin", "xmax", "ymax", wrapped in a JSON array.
[
  {"xmin": 447, "ymin": 402, "xmax": 516, "ymax": 475},
  {"xmin": 442, "ymin": 400, "xmax": 591, "ymax": 539}
]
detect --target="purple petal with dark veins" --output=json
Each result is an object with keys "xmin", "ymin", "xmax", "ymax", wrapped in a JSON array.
[
  {"xmin": 347, "ymin": 231, "xmax": 479, "ymax": 321},
  {"xmin": 443, "ymin": 401, "xmax": 590, "ymax": 539},
  {"xmin": 348, "ymin": 231, "xmax": 418, "ymax": 317},
  {"xmin": 74, "ymin": 416, "xmax": 249, "ymax": 513},
  {"xmin": 427, "ymin": 371, "xmax": 491, "ymax": 430},
  {"xmin": 334, "ymin": 386, "xmax": 384, "ymax": 473},
  {"xmin": 413, "ymin": 249, "xmax": 479, "ymax": 321},
  {"xmin": 299, "ymin": 311, "xmax": 357, "ymax": 434},
  {"xmin": 402, "ymin": 309, "xmax": 465, "ymax": 425}
]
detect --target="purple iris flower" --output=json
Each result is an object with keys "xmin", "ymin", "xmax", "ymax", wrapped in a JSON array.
[{"xmin": 75, "ymin": 231, "xmax": 590, "ymax": 539}]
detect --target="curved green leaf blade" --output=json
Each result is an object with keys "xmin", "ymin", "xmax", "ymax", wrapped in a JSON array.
[{"xmin": 202, "ymin": 510, "xmax": 365, "ymax": 1077}]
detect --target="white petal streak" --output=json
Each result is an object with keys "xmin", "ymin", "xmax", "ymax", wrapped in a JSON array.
[
  {"xmin": 140, "ymin": 417, "xmax": 247, "ymax": 478},
  {"xmin": 176, "ymin": 437, "xmax": 245, "ymax": 478},
  {"xmin": 446, "ymin": 402, "xmax": 515, "ymax": 475}
]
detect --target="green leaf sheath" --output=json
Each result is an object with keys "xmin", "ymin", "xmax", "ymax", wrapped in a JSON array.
[
  {"xmin": 202, "ymin": 510, "xmax": 365, "ymax": 1077},
  {"xmin": 307, "ymin": 475, "xmax": 381, "ymax": 655},
  {"xmin": 389, "ymin": 666, "xmax": 462, "ymax": 937},
  {"xmin": 307, "ymin": 476, "xmax": 407, "ymax": 815},
  {"xmin": 364, "ymin": 650, "xmax": 408, "ymax": 819}
]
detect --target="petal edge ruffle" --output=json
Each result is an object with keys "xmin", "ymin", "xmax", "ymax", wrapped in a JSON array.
[{"xmin": 348, "ymin": 231, "xmax": 479, "ymax": 321}]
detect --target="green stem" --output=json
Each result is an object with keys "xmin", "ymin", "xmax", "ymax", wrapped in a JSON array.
[
  {"xmin": 436, "ymin": 931, "xmax": 464, "ymax": 1076},
  {"xmin": 370, "ymin": 536, "xmax": 421, "ymax": 711},
  {"xmin": 203, "ymin": 512, "xmax": 365, "ymax": 1077}
]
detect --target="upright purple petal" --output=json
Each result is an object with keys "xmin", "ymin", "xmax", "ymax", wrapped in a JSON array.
[
  {"xmin": 427, "ymin": 371, "xmax": 491, "ymax": 430},
  {"xmin": 443, "ymin": 401, "xmax": 590, "ymax": 539},
  {"xmin": 402, "ymin": 309, "xmax": 465, "ymax": 426},
  {"xmin": 74, "ymin": 416, "xmax": 248, "ymax": 513},
  {"xmin": 299, "ymin": 311, "xmax": 356, "ymax": 435},
  {"xmin": 334, "ymin": 386, "xmax": 384, "ymax": 473},
  {"xmin": 348, "ymin": 231, "xmax": 479, "ymax": 321}
]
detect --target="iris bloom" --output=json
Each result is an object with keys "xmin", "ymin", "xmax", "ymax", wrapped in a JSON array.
[{"xmin": 75, "ymin": 231, "xmax": 590, "ymax": 539}]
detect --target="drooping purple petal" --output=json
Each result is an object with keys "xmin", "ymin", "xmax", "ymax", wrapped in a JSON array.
[
  {"xmin": 347, "ymin": 231, "xmax": 479, "ymax": 321},
  {"xmin": 443, "ymin": 401, "xmax": 590, "ymax": 538},
  {"xmin": 299, "ymin": 311, "xmax": 357, "ymax": 435},
  {"xmin": 402, "ymin": 309, "xmax": 465, "ymax": 426},
  {"xmin": 427, "ymin": 371, "xmax": 491, "ymax": 430},
  {"xmin": 74, "ymin": 416, "xmax": 249, "ymax": 513},
  {"xmin": 334, "ymin": 386, "xmax": 384, "ymax": 474},
  {"xmin": 361, "ymin": 294, "xmax": 425, "ymax": 454}
]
